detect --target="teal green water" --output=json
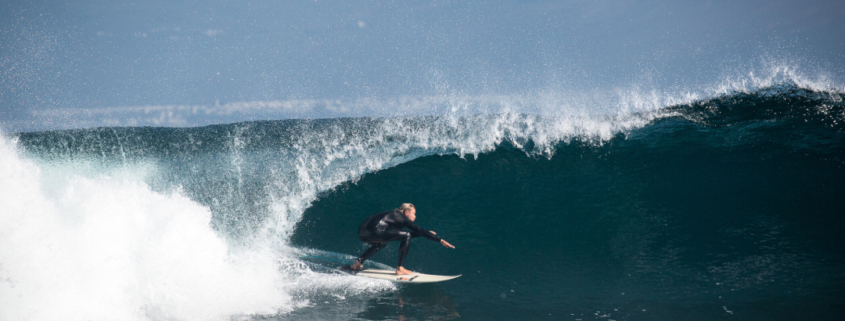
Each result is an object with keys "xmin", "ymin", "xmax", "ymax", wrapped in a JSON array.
[
  {"xmin": 8, "ymin": 86, "xmax": 845, "ymax": 320},
  {"xmin": 293, "ymin": 123, "xmax": 845, "ymax": 320}
]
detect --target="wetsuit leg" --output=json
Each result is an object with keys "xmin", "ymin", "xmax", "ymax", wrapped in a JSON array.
[
  {"xmin": 396, "ymin": 232, "xmax": 412, "ymax": 268},
  {"xmin": 357, "ymin": 228, "xmax": 413, "ymax": 267},
  {"xmin": 375, "ymin": 229, "xmax": 413, "ymax": 267},
  {"xmin": 356, "ymin": 242, "xmax": 387, "ymax": 264}
]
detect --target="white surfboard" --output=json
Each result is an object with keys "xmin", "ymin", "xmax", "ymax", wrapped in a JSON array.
[{"xmin": 353, "ymin": 268, "xmax": 461, "ymax": 283}]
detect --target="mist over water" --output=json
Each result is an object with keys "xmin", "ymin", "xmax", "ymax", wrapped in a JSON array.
[
  {"xmin": 2, "ymin": 0, "xmax": 844, "ymax": 132},
  {"xmin": 3, "ymin": 59, "xmax": 843, "ymax": 132}
]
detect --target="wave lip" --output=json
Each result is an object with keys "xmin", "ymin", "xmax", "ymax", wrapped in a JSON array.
[{"xmin": 5, "ymin": 61, "xmax": 841, "ymax": 133}]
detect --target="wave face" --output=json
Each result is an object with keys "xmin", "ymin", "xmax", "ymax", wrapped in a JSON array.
[{"xmin": 3, "ymin": 85, "xmax": 845, "ymax": 320}]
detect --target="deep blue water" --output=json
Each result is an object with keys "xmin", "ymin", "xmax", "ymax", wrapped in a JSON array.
[{"xmin": 3, "ymin": 85, "xmax": 845, "ymax": 320}]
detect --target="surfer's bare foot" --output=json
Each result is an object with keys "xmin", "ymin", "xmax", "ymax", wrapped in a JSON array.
[
  {"xmin": 350, "ymin": 261, "xmax": 363, "ymax": 271},
  {"xmin": 396, "ymin": 267, "xmax": 413, "ymax": 275}
]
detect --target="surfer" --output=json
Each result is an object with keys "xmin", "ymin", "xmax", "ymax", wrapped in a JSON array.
[{"xmin": 344, "ymin": 203, "xmax": 455, "ymax": 275}]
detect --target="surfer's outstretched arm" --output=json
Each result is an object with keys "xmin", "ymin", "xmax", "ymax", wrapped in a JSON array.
[{"xmin": 419, "ymin": 230, "xmax": 454, "ymax": 248}]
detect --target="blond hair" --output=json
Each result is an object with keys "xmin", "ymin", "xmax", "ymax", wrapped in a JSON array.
[{"xmin": 396, "ymin": 203, "xmax": 415, "ymax": 213}]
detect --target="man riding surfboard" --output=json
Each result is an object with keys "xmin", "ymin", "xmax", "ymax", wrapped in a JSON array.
[{"xmin": 343, "ymin": 203, "xmax": 455, "ymax": 275}]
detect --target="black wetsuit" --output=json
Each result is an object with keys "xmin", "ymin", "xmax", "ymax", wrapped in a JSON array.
[{"xmin": 355, "ymin": 210, "xmax": 441, "ymax": 267}]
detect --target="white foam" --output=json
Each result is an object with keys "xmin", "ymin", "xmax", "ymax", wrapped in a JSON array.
[{"xmin": 0, "ymin": 136, "xmax": 292, "ymax": 321}]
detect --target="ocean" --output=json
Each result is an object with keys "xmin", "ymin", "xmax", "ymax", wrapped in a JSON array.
[{"xmin": 2, "ymin": 83, "xmax": 844, "ymax": 320}]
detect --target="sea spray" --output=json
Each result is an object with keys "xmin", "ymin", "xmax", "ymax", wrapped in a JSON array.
[
  {"xmin": 8, "ymin": 61, "xmax": 839, "ymax": 133},
  {"xmin": 0, "ymin": 134, "xmax": 288, "ymax": 321}
]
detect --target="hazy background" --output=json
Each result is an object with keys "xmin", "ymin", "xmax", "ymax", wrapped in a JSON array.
[{"xmin": 2, "ymin": 0, "xmax": 844, "ymax": 132}]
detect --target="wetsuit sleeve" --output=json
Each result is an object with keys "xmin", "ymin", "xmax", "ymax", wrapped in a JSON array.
[{"xmin": 402, "ymin": 217, "xmax": 442, "ymax": 242}]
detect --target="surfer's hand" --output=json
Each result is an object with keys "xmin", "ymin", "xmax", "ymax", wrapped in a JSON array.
[
  {"xmin": 429, "ymin": 231, "xmax": 437, "ymax": 235},
  {"xmin": 440, "ymin": 239, "xmax": 455, "ymax": 249}
]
